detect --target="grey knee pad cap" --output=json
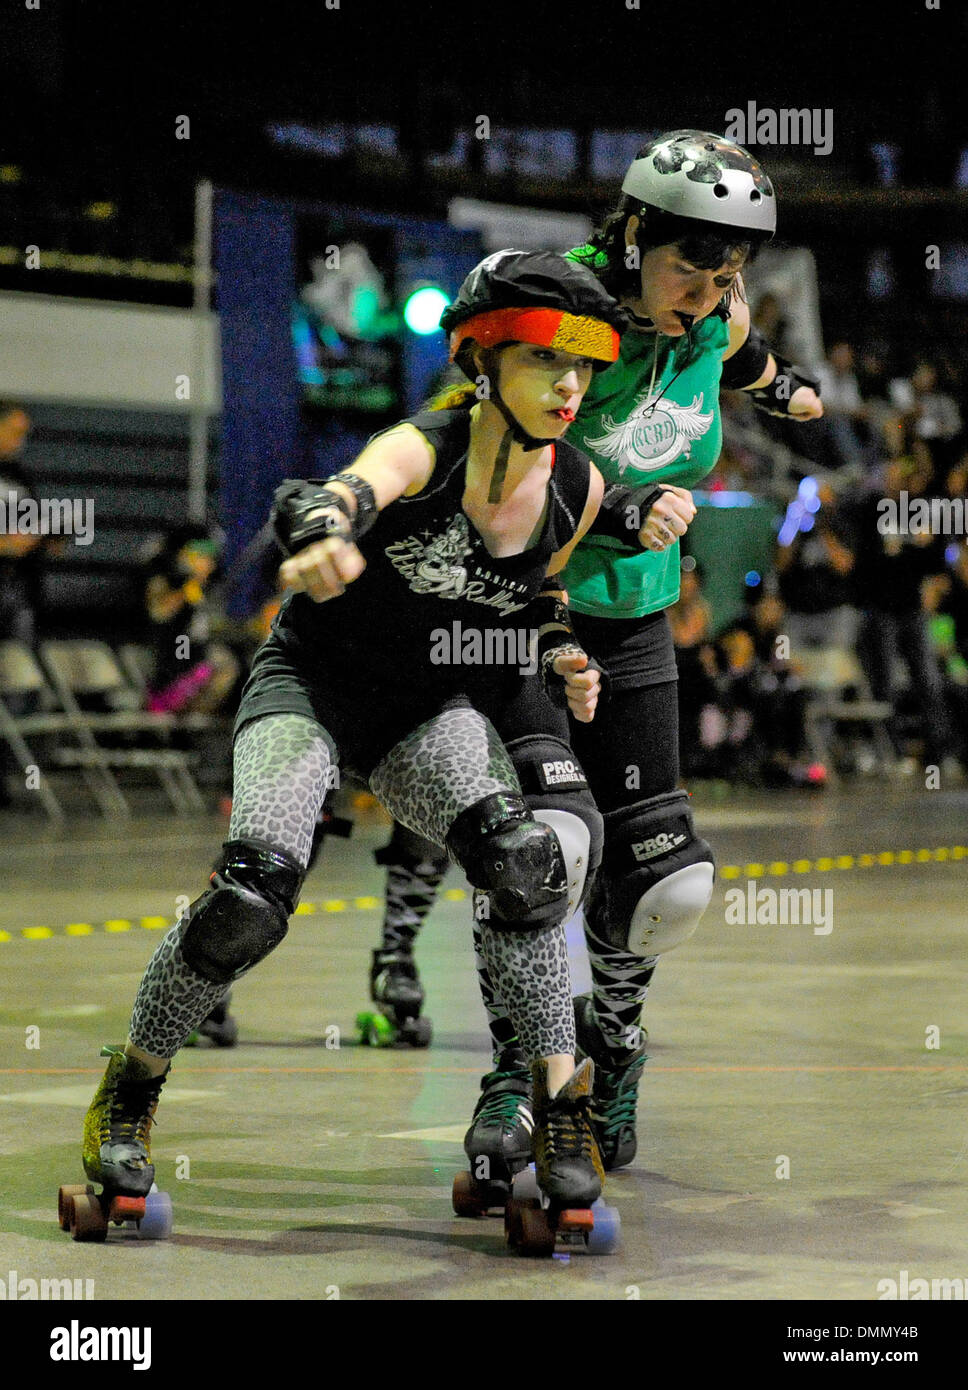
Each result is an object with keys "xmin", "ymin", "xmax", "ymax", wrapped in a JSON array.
[
  {"xmin": 591, "ymin": 791, "xmax": 715, "ymax": 957},
  {"xmin": 505, "ymin": 733, "xmax": 603, "ymax": 917},
  {"xmin": 181, "ymin": 838, "xmax": 305, "ymax": 984}
]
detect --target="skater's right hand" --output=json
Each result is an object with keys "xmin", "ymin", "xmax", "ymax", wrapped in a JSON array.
[
  {"xmin": 279, "ymin": 535, "xmax": 366, "ymax": 602},
  {"xmin": 638, "ymin": 485, "xmax": 696, "ymax": 552}
]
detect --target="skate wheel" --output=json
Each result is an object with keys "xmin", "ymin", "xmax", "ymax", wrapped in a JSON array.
[
  {"xmin": 69, "ymin": 1193, "xmax": 108, "ymax": 1243},
  {"xmin": 508, "ymin": 1202, "xmax": 556, "ymax": 1256},
  {"xmin": 584, "ymin": 1200, "xmax": 621, "ymax": 1255},
  {"xmin": 452, "ymin": 1171, "xmax": 487, "ymax": 1218},
  {"xmin": 136, "ymin": 1190, "xmax": 173, "ymax": 1240},
  {"xmin": 405, "ymin": 1016, "xmax": 432, "ymax": 1048},
  {"xmin": 356, "ymin": 1011, "xmax": 395, "ymax": 1047},
  {"xmin": 510, "ymin": 1166, "xmax": 541, "ymax": 1203},
  {"xmin": 58, "ymin": 1184, "xmax": 94, "ymax": 1230},
  {"xmin": 211, "ymin": 1017, "xmax": 238, "ymax": 1047}
]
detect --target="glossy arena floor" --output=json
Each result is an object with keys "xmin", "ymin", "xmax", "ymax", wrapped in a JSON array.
[{"xmin": 1, "ymin": 779, "xmax": 966, "ymax": 1302}]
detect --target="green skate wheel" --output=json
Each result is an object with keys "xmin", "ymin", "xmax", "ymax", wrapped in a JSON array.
[
  {"xmin": 356, "ymin": 1010, "xmax": 395, "ymax": 1047},
  {"xmin": 136, "ymin": 1191, "xmax": 173, "ymax": 1240},
  {"xmin": 584, "ymin": 1200, "xmax": 621, "ymax": 1255}
]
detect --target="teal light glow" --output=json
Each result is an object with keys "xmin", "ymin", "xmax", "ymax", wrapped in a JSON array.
[{"xmin": 404, "ymin": 286, "xmax": 450, "ymax": 335}]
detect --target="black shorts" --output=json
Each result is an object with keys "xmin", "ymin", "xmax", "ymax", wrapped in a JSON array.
[
  {"xmin": 233, "ymin": 628, "xmax": 563, "ymax": 783},
  {"xmin": 571, "ymin": 609, "xmax": 678, "ymax": 691}
]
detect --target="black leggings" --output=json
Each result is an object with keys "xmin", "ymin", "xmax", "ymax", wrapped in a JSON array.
[{"xmin": 499, "ymin": 610, "xmax": 681, "ymax": 811}]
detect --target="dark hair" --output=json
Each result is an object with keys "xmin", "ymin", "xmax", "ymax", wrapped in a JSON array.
[{"xmin": 578, "ymin": 181, "xmax": 767, "ymax": 306}]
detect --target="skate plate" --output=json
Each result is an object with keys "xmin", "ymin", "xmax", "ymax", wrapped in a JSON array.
[
  {"xmin": 504, "ymin": 1166, "xmax": 620, "ymax": 1256},
  {"xmin": 57, "ymin": 1182, "xmax": 173, "ymax": 1243},
  {"xmin": 356, "ymin": 1008, "xmax": 432, "ymax": 1049}
]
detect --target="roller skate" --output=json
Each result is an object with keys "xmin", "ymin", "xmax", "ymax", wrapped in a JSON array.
[
  {"xmin": 185, "ymin": 990, "xmax": 238, "ymax": 1048},
  {"xmin": 57, "ymin": 1046, "xmax": 173, "ymax": 1243},
  {"xmin": 574, "ymin": 992, "xmax": 648, "ymax": 1170},
  {"xmin": 504, "ymin": 1058, "xmax": 620, "ymax": 1256},
  {"xmin": 356, "ymin": 947, "xmax": 432, "ymax": 1047},
  {"xmin": 452, "ymin": 1046, "xmax": 534, "ymax": 1217}
]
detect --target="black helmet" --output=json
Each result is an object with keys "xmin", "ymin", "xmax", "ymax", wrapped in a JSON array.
[
  {"xmin": 621, "ymin": 130, "xmax": 776, "ymax": 238},
  {"xmin": 441, "ymin": 249, "xmax": 628, "ymax": 371}
]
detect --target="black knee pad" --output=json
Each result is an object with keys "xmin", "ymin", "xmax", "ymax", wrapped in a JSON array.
[
  {"xmin": 181, "ymin": 838, "xmax": 306, "ymax": 984},
  {"xmin": 589, "ymin": 791, "xmax": 715, "ymax": 957},
  {"xmin": 446, "ymin": 792, "xmax": 568, "ymax": 931},
  {"xmin": 374, "ymin": 821, "xmax": 449, "ymax": 874},
  {"xmin": 505, "ymin": 733, "xmax": 603, "ymax": 918}
]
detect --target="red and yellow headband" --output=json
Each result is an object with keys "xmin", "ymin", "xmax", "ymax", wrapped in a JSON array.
[{"xmin": 449, "ymin": 307, "xmax": 620, "ymax": 365}]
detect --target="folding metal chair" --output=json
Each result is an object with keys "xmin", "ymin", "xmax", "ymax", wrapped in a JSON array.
[
  {"xmin": 795, "ymin": 644, "xmax": 896, "ymax": 779},
  {"xmin": 39, "ymin": 640, "xmax": 207, "ymax": 816}
]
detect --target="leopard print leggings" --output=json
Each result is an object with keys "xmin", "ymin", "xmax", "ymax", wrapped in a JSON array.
[{"xmin": 129, "ymin": 710, "xmax": 574, "ymax": 1059}]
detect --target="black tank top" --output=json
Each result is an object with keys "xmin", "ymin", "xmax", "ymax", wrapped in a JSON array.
[{"xmin": 275, "ymin": 407, "xmax": 591, "ymax": 703}]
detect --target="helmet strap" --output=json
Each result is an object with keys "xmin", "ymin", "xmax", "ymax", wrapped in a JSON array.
[{"xmin": 480, "ymin": 347, "xmax": 556, "ymax": 458}]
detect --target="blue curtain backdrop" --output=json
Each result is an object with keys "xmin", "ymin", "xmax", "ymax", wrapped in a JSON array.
[{"xmin": 213, "ymin": 185, "xmax": 480, "ymax": 617}]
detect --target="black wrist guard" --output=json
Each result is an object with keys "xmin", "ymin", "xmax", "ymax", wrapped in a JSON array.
[
  {"xmin": 271, "ymin": 474, "xmax": 378, "ymax": 556},
  {"xmin": 747, "ymin": 353, "xmax": 820, "ymax": 418},
  {"xmin": 720, "ymin": 324, "xmax": 771, "ymax": 391},
  {"xmin": 590, "ymin": 483, "xmax": 666, "ymax": 547}
]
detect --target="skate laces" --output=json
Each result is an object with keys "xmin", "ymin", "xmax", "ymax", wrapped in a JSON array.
[
  {"xmin": 542, "ymin": 1093, "xmax": 595, "ymax": 1161},
  {"xmin": 107, "ymin": 1073, "xmax": 165, "ymax": 1145},
  {"xmin": 477, "ymin": 1069, "xmax": 531, "ymax": 1130},
  {"xmin": 594, "ymin": 1052, "xmax": 646, "ymax": 1138}
]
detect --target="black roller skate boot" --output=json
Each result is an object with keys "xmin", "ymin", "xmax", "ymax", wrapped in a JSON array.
[
  {"xmin": 357, "ymin": 946, "xmax": 431, "ymax": 1047},
  {"xmin": 186, "ymin": 990, "xmax": 238, "ymax": 1048},
  {"xmin": 574, "ymin": 992, "xmax": 648, "ymax": 1170},
  {"xmin": 452, "ymin": 1046, "xmax": 533, "ymax": 1216},
  {"xmin": 58, "ymin": 1046, "xmax": 173, "ymax": 1243},
  {"xmin": 504, "ymin": 1058, "xmax": 621, "ymax": 1256},
  {"xmin": 356, "ymin": 828, "xmax": 446, "ymax": 1047}
]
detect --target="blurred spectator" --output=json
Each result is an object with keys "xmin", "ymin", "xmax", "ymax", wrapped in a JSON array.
[
  {"xmin": 775, "ymin": 481, "xmax": 859, "ymax": 650},
  {"xmin": 815, "ymin": 342, "xmax": 867, "ymax": 469},
  {"xmin": 142, "ymin": 526, "xmax": 239, "ymax": 715},
  {"xmin": 667, "ymin": 563, "xmax": 721, "ymax": 776},
  {"xmin": 842, "ymin": 457, "xmax": 956, "ymax": 770},
  {"xmin": 751, "ymin": 291, "xmax": 792, "ymax": 359},
  {"xmin": 889, "ymin": 360, "xmax": 963, "ymax": 447}
]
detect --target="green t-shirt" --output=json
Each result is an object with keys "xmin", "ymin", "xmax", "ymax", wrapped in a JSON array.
[{"xmin": 561, "ymin": 250, "xmax": 730, "ymax": 618}]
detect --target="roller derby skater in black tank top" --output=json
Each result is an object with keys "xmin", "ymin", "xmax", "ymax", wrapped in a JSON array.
[
  {"xmin": 64, "ymin": 252, "xmax": 632, "ymax": 1250},
  {"xmin": 388, "ymin": 133, "xmax": 825, "ymax": 1191}
]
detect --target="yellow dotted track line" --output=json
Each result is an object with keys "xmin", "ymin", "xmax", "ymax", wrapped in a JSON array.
[
  {"xmin": 0, "ymin": 887, "xmax": 472, "ymax": 944},
  {"xmin": 1, "ymin": 852, "xmax": 965, "ymax": 945},
  {"xmin": 718, "ymin": 845, "xmax": 968, "ymax": 880}
]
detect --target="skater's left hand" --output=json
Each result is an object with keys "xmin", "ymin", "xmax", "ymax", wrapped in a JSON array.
[
  {"xmin": 553, "ymin": 650, "xmax": 601, "ymax": 723},
  {"xmin": 787, "ymin": 385, "xmax": 823, "ymax": 421}
]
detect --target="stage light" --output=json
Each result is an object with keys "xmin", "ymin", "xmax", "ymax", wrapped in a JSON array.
[{"xmin": 404, "ymin": 285, "xmax": 449, "ymax": 335}]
